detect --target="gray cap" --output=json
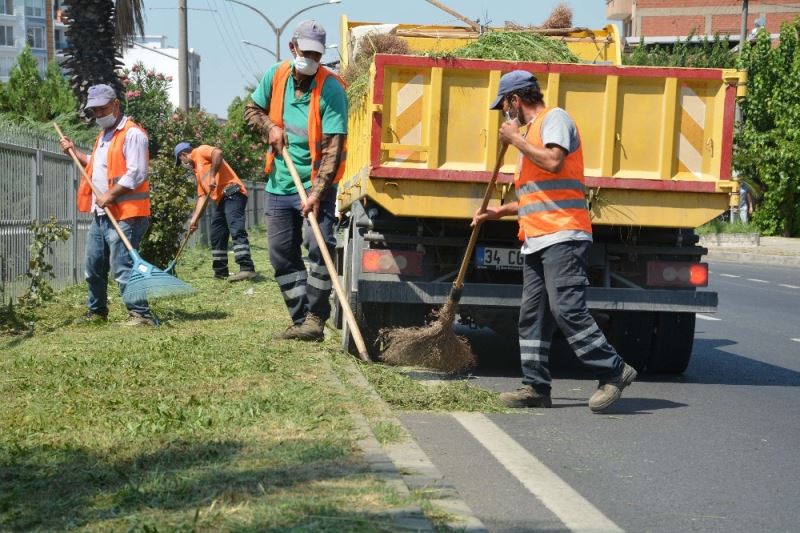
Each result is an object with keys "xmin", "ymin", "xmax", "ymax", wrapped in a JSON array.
[
  {"xmin": 293, "ymin": 20, "xmax": 326, "ymax": 54},
  {"xmin": 86, "ymin": 84, "xmax": 118, "ymax": 108},
  {"xmin": 489, "ymin": 70, "xmax": 540, "ymax": 110}
]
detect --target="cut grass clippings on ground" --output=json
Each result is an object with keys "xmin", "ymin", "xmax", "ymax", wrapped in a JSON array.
[
  {"xmin": 359, "ymin": 362, "xmax": 505, "ymax": 412},
  {"xmin": 0, "ymin": 229, "xmax": 419, "ymax": 531}
]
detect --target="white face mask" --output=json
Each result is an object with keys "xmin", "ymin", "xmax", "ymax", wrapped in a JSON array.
[
  {"xmin": 294, "ymin": 56, "xmax": 319, "ymax": 76},
  {"xmin": 95, "ymin": 112, "xmax": 117, "ymax": 129}
]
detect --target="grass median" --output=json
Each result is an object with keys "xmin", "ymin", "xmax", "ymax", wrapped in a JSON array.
[
  {"xmin": 1, "ymin": 230, "xmax": 412, "ymax": 531},
  {"xmin": 1, "ymin": 227, "xmax": 505, "ymax": 530}
]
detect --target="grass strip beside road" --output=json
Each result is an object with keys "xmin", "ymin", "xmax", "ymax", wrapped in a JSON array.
[{"xmin": 0, "ymin": 233, "xmax": 411, "ymax": 532}]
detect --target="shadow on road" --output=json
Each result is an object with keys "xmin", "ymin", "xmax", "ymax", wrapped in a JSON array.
[{"xmin": 459, "ymin": 326, "xmax": 800, "ymax": 388}]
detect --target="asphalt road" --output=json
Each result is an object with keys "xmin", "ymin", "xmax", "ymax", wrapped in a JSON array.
[{"xmin": 400, "ymin": 261, "xmax": 800, "ymax": 533}]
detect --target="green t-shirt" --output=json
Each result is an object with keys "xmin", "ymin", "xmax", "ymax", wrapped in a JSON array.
[{"xmin": 250, "ymin": 61, "xmax": 348, "ymax": 195}]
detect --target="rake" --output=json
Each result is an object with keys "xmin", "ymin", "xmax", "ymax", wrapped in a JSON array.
[
  {"xmin": 54, "ymin": 123, "xmax": 196, "ymax": 307},
  {"xmin": 165, "ymin": 171, "xmax": 212, "ymax": 276},
  {"xmin": 379, "ymin": 143, "xmax": 509, "ymax": 373}
]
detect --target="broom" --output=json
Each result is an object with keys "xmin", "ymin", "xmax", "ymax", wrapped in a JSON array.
[
  {"xmin": 165, "ymin": 171, "xmax": 213, "ymax": 275},
  {"xmin": 54, "ymin": 123, "xmax": 196, "ymax": 307},
  {"xmin": 281, "ymin": 146, "xmax": 370, "ymax": 362},
  {"xmin": 380, "ymin": 143, "xmax": 509, "ymax": 373}
]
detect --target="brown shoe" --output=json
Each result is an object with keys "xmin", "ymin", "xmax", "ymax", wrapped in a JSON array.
[
  {"xmin": 122, "ymin": 311, "xmax": 160, "ymax": 327},
  {"xmin": 588, "ymin": 363, "xmax": 637, "ymax": 412},
  {"xmin": 273, "ymin": 315, "xmax": 325, "ymax": 341},
  {"xmin": 228, "ymin": 270, "xmax": 257, "ymax": 282},
  {"xmin": 499, "ymin": 385, "xmax": 552, "ymax": 408},
  {"xmin": 78, "ymin": 310, "xmax": 108, "ymax": 324}
]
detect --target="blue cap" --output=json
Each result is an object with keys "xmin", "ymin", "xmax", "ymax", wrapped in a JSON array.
[
  {"xmin": 174, "ymin": 142, "xmax": 192, "ymax": 166},
  {"xmin": 489, "ymin": 70, "xmax": 540, "ymax": 110},
  {"xmin": 86, "ymin": 84, "xmax": 117, "ymax": 108}
]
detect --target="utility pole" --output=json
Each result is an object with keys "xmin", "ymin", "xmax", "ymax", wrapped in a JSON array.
[
  {"xmin": 178, "ymin": 0, "xmax": 189, "ymax": 111},
  {"xmin": 739, "ymin": 0, "xmax": 749, "ymax": 51}
]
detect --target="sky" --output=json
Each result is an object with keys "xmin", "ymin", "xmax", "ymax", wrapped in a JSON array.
[{"xmin": 140, "ymin": 0, "xmax": 610, "ymax": 117}]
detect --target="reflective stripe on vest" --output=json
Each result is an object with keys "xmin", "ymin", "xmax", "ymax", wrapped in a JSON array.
[
  {"xmin": 514, "ymin": 108, "xmax": 592, "ymax": 240},
  {"xmin": 78, "ymin": 118, "xmax": 151, "ymax": 220},
  {"xmin": 263, "ymin": 61, "xmax": 347, "ymax": 184}
]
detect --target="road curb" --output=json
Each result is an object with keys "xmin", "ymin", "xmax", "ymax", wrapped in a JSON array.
[
  {"xmin": 705, "ymin": 250, "xmax": 800, "ymax": 268},
  {"xmin": 334, "ymin": 358, "xmax": 489, "ymax": 532}
]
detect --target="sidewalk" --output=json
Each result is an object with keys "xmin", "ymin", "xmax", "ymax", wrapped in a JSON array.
[{"xmin": 703, "ymin": 236, "xmax": 800, "ymax": 268}]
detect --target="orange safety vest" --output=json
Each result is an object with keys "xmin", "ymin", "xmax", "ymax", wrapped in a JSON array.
[
  {"xmin": 263, "ymin": 61, "xmax": 347, "ymax": 184},
  {"xmin": 190, "ymin": 145, "xmax": 247, "ymax": 204},
  {"xmin": 79, "ymin": 118, "xmax": 150, "ymax": 220},
  {"xmin": 515, "ymin": 108, "xmax": 592, "ymax": 240}
]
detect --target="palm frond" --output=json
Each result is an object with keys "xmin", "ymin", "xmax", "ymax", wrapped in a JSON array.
[{"xmin": 115, "ymin": 0, "xmax": 146, "ymax": 48}]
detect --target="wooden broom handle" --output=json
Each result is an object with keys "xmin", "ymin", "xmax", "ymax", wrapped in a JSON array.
[
  {"xmin": 281, "ymin": 146, "xmax": 370, "ymax": 362},
  {"xmin": 53, "ymin": 122, "xmax": 135, "ymax": 252},
  {"xmin": 174, "ymin": 171, "xmax": 213, "ymax": 263},
  {"xmin": 453, "ymin": 142, "xmax": 509, "ymax": 290}
]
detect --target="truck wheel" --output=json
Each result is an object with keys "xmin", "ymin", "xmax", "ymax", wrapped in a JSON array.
[
  {"xmin": 609, "ymin": 311, "xmax": 654, "ymax": 372},
  {"xmin": 648, "ymin": 312, "xmax": 695, "ymax": 374}
]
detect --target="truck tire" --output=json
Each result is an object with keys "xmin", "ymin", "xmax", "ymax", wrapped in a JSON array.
[
  {"xmin": 648, "ymin": 312, "xmax": 695, "ymax": 374},
  {"xmin": 609, "ymin": 311, "xmax": 654, "ymax": 372}
]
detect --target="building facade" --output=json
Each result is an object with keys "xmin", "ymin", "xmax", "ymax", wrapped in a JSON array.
[
  {"xmin": 606, "ymin": 0, "xmax": 800, "ymax": 41},
  {"xmin": 122, "ymin": 35, "xmax": 201, "ymax": 109},
  {"xmin": 0, "ymin": 0, "xmax": 60, "ymax": 81}
]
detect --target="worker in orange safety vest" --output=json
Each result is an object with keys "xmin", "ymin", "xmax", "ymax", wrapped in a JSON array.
[
  {"xmin": 60, "ymin": 83, "xmax": 158, "ymax": 327},
  {"xmin": 473, "ymin": 71, "xmax": 636, "ymax": 412}
]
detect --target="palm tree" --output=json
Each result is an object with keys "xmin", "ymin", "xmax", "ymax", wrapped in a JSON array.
[{"xmin": 61, "ymin": 0, "xmax": 145, "ymax": 108}]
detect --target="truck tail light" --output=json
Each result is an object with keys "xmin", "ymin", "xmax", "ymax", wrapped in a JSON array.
[
  {"xmin": 361, "ymin": 249, "xmax": 423, "ymax": 276},
  {"xmin": 647, "ymin": 261, "xmax": 708, "ymax": 287}
]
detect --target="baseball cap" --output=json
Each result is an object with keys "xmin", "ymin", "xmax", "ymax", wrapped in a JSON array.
[
  {"xmin": 293, "ymin": 20, "xmax": 326, "ymax": 54},
  {"xmin": 85, "ymin": 84, "xmax": 118, "ymax": 108},
  {"xmin": 489, "ymin": 70, "xmax": 540, "ymax": 110},
  {"xmin": 174, "ymin": 142, "xmax": 192, "ymax": 166}
]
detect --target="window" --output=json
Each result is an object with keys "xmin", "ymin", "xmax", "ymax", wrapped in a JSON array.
[
  {"xmin": 27, "ymin": 26, "xmax": 44, "ymax": 49},
  {"xmin": 0, "ymin": 0, "xmax": 13, "ymax": 16},
  {"xmin": 0, "ymin": 25, "xmax": 12, "ymax": 46},
  {"xmin": 25, "ymin": 0, "xmax": 45, "ymax": 18}
]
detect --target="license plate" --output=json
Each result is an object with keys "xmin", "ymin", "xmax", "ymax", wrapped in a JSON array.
[{"xmin": 475, "ymin": 246, "xmax": 524, "ymax": 270}]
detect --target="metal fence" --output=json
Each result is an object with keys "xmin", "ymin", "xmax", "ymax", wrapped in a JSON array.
[{"xmin": 0, "ymin": 123, "xmax": 266, "ymax": 303}]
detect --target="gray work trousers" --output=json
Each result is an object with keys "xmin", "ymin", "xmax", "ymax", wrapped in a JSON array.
[{"xmin": 518, "ymin": 240, "xmax": 624, "ymax": 393}]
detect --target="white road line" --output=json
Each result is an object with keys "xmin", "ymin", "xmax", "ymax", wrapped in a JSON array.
[
  {"xmin": 792, "ymin": 338, "xmax": 800, "ymax": 344},
  {"xmin": 697, "ymin": 314, "xmax": 721, "ymax": 321},
  {"xmin": 747, "ymin": 278, "xmax": 769, "ymax": 283},
  {"xmin": 779, "ymin": 284, "xmax": 800, "ymax": 290},
  {"xmin": 453, "ymin": 413, "xmax": 623, "ymax": 533},
  {"xmin": 720, "ymin": 273, "xmax": 740, "ymax": 278}
]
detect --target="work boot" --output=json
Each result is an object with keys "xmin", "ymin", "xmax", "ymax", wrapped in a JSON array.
[
  {"xmin": 499, "ymin": 385, "xmax": 552, "ymax": 408},
  {"xmin": 274, "ymin": 314, "xmax": 325, "ymax": 342},
  {"xmin": 122, "ymin": 311, "xmax": 160, "ymax": 327},
  {"xmin": 588, "ymin": 363, "xmax": 637, "ymax": 413},
  {"xmin": 228, "ymin": 270, "xmax": 257, "ymax": 282},
  {"xmin": 78, "ymin": 310, "xmax": 107, "ymax": 324}
]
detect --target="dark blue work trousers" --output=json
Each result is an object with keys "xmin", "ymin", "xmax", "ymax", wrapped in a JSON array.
[
  {"xmin": 209, "ymin": 192, "xmax": 255, "ymax": 277},
  {"xmin": 519, "ymin": 241, "xmax": 624, "ymax": 393},
  {"xmin": 265, "ymin": 187, "xmax": 336, "ymax": 325}
]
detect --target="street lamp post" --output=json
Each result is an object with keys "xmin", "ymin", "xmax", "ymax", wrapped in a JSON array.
[
  {"xmin": 226, "ymin": 0, "xmax": 342, "ymax": 61},
  {"xmin": 242, "ymin": 39, "xmax": 277, "ymax": 59}
]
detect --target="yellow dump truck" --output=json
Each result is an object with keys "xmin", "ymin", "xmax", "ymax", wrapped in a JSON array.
[{"xmin": 333, "ymin": 18, "xmax": 744, "ymax": 373}]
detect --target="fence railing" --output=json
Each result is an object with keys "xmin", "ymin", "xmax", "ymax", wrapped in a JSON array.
[{"xmin": 0, "ymin": 124, "xmax": 266, "ymax": 303}]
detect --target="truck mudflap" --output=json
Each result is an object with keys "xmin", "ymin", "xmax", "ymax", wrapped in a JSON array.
[{"xmin": 356, "ymin": 279, "xmax": 717, "ymax": 313}]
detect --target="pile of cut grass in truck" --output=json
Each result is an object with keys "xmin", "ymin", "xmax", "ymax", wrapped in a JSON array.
[{"xmin": 344, "ymin": 31, "xmax": 580, "ymax": 105}]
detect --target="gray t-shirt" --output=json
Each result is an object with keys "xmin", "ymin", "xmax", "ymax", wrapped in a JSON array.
[{"xmin": 520, "ymin": 108, "xmax": 592, "ymax": 255}]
